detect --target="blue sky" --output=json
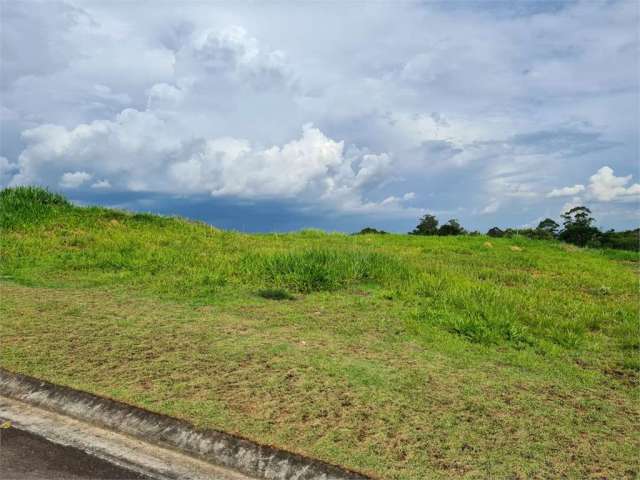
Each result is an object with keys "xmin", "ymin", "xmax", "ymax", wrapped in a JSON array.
[{"xmin": 1, "ymin": 0, "xmax": 638, "ymax": 232}]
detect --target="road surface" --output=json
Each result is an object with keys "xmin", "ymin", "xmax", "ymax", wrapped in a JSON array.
[{"xmin": 0, "ymin": 426, "xmax": 151, "ymax": 480}]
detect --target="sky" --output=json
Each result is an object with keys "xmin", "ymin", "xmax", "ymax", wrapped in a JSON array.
[{"xmin": 1, "ymin": 0, "xmax": 638, "ymax": 232}]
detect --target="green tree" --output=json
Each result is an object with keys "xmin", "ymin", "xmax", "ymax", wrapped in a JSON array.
[
  {"xmin": 559, "ymin": 206, "xmax": 599, "ymax": 247},
  {"xmin": 438, "ymin": 219, "xmax": 465, "ymax": 236},
  {"xmin": 537, "ymin": 218, "xmax": 560, "ymax": 237},
  {"xmin": 410, "ymin": 214, "xmax": 439, "ymax": 235}
]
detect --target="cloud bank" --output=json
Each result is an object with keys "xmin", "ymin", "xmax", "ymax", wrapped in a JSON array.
[
  {"xmin": 1, "ymin": 1, "xmax": 638, "ymax": 230},
  {"xmin": 12, "ymin": 109, "xmax": 409, "ymax": 213}
]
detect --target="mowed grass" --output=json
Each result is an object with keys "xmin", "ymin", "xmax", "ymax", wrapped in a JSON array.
[{"xmin": 1, "ymin": 187, "xmax": 638, "ymax": 479}]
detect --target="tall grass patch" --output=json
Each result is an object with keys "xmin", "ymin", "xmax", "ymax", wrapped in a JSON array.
[
  {"xmin": 416, "ymin": 281, "xmax": 534, "ymax": 347},
  {"xmin": 0, "ymin": 186, "xmax": 71, "ymax": 229},
  {"xmin": 242, "ymin": 248, "xmax": 413, "ymax": 293}
]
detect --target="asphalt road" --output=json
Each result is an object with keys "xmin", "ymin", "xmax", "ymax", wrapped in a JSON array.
[{"xmin": 0, "ymin": 427, "xmax": 151, "ymax": 480}]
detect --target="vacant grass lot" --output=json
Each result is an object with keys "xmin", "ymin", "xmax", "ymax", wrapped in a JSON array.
[{"xmin": 1, "ymin": 187, "xmax": 638, "ymax": 479}]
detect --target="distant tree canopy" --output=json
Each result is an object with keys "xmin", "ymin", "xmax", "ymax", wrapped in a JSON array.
[
  {"xmin": 356, "ymin": 227, "xmax": 388, "ymax": 235},
  {"xmin": 410, "ymin": 214, "xmax": 438, "ymax": 235},
  {"xmin": 410, "ymin": 215, "xmax": 466, "ymax": 236},
  {"xmin": 537, "ymin": 218, "xmax": 560, "ymax": 236},
  {"xmin": 503, "ymin": 228, "xmax": 554, "ymax": 240},
  {"xmin": 595, "ymin": 228, "xmax": 639, "ymax": 251},
  {"xmin": 487, "ymin": 219, "xmax": 559, "ymax": 240},
  {"xmin": 438, "ymin": 219, "xmax": 465, "ymax": 236},
  {"xmin": 408, "ymin": 206, "xmax": 636, "ymax": 251}
]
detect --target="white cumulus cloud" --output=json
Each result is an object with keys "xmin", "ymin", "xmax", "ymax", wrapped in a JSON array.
[
  {"xmin": 549, "ymin": 166, "xmax": 640, "ymax": 204},
  {"xmin": 8, "ymin": 108, "xmax": 398, "ymax": 212},
  {"xmin": 547, "ymin": 184, "xmax": 585, "ymax": 198},
  {"xmin": 176, "ymin": 25, "xmax": 293, "ymax": 91},
  {"xmin": 588, "ymin": 166, "xmax": 640, "ymax": 202},
  {"xmin": 59, "ymin": 171, "xmax": 92, "ymax": 189}
]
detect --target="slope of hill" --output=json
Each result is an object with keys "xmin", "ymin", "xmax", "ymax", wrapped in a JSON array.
[{"xmin": 1, "ymin": 187, "xmax": 638, "ymax": 479}]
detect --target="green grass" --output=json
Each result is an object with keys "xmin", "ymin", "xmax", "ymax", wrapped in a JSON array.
[
  {"xmin": 0, "ymin": 186, "xmax": 70, "ymax": 228},
  {"xmin": 1, "ymin": 187, "xmax": 638, "ymax": 479}
]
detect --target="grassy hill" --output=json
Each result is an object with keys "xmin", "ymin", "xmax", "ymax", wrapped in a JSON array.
[{"xmin": 1, "ymin": 186, "xmax": 638, "ymax": 479}]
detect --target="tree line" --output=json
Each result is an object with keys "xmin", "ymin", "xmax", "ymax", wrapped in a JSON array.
[{"xmin": 357, "ymin": 206, "xmax": 639, "ymax": 251}]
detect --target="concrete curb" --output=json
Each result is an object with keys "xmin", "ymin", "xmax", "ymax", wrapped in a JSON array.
[{"xmin": 0, "ymin": 368, "xmax": 373, "ymax": 480}]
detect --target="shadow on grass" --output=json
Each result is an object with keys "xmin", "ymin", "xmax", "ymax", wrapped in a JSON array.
[{"xmin": 257, "ymin": 288, "xmax": 295, "ymax": 300}]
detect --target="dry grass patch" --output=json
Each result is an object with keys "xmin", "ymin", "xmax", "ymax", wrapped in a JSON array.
[{"xmin": 1, "ymin": 282, "xmax": 638, "ymax": 479}]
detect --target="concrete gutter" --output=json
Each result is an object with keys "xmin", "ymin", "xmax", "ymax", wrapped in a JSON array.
[
  {"xmin": 0, "ymin": 368, "xmax": 372, "ymax": 480},
  {"xmin": 0, "ymin": 395, "xmax": 250, "ymax": 480}
]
